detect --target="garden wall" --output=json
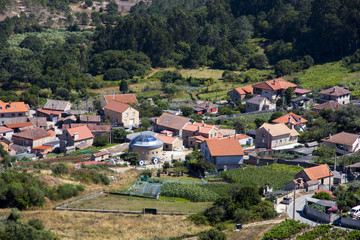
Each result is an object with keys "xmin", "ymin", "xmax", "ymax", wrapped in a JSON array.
[
  {"xmin": 304, "ymin": 205, "xmax": 338, "ymax": 223},
  {"xmin": 341, "ymin": 217, "xmax": 360, "ymax": 229}
]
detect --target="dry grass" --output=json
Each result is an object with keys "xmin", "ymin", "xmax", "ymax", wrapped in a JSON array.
[
  {"xmin": 227, "ymin": 222, "xmax": 280, "ymax": 240},
  {"xmin": 178, "ymin": 67, "xmax": 225, "ymax": 80},
  {"xmin": 17, "ymin": 210, "xmax": 209, "ymax": 240}
]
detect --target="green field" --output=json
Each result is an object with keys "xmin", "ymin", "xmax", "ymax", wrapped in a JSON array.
[{"xmin": 67, "ymin": 194, "xmax": 211, "ymax": 214}]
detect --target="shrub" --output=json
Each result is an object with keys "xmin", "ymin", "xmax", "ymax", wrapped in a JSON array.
[
  {"xmin": 56, "ymin": 184, "xmax": 79, "ymax": 200},
  {"xmin": 233, "ymin": 208, "xmax": 252, "ymax": 223},
  {"xmin": 52, "ymin": 163, "xmax": 69, "ymax": 175},
  {"xmin": 187, "ymin": 213, "xmax": 208, "ymax": 225},
  {"xmin": 198, "ymin": 229, "xmax": 226, "ymax": 240},
  {"xmin": 313, "ymin": 191, "xmax": 332, "ymax": 200},
  {"xmin": 28, "ymin": 219, "xmax": 44, "ymax": 230},
  {"xmin": 93, "ymin": 135, "xmax": 109, "ymax": 147}
]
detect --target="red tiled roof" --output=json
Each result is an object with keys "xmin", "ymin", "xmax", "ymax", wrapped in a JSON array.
[
  {"xmin": 0, "ymin": 101, "xmax": 29, "ymax": 113},
  {"xmin": 312, "ymin": 101, "xmax": 343, "ymax": 111},
  {"xmin": 37, "ymin": 108, "xmax": 63, "ymax": 116},
  {"xmin": 272, "ymin": 112, "xmax": 308, "ymax": 125},
  {"xmin": 5, "ymin": 122, "xmax": 33, "ymax": 129},
  {"xmin": 234, "ymin": 86, "xmax": 253, "ymax": 95},
  {"xmin": 0, "ymin": 126, "xmax": 13, "ymax": 133},
  {"xmin": 79, "ymin": 115, "xmax": 101, "ymax": 123},
  {"xmin": 235, "ymin": 134, "xmax": 250, "ymax": 140},
  {"xmin": 155, "ymin": 113, "xmax": 190, "ymax": 131},
  {"xmin": 295, "ymin": 88, "xmax": 312, "ymax": 94},
  {"xmin": 304, "ymin": 164, "xmax": 333, "ymax": 180},
  {"xmin": 93, "ymin": 151, "xmax": 109, "ymax": 157},
  {"xmin": 155, "ymin": 134, "xmax": 178, "ymax": 144},
  {"xmin": 104, "ymin": 94, "xmax": 138, "ymax": 104},
  {"xmin": 252, "ymin": 78, "xmax": 297, "ymax": 91},
  {"xmin": 320, "ymin": 86, "xmax": 350, "ymax": 97},
  {"xmin": 13, "ymin": 127, "xmax": 50, "ymax": 140},
  {"xmin": 47, "ymin": 130, "xmax": 56, "ymax": 137},
  {"xmin": 194, "ymin": 102, "xmax": 218, "ymax": 110},
  {"xmin": 321, "ymin": 131, "xmax": 359, "ymax": 146},
  {"xmin": 32, "ymin": 145, "xmax": 53, "ymax": 150},
  {"xmin": 206, "ymin": 138, "xmax": 244, "ymax": 156},
  {"xmin": 104, "ymin": 101, "xmax": 132, "ymax": 114},
  {"xmin": 63, "ymin": 123, "xmax": 111, "ymax": 133},
  {"xmin": 67, "ymin": 125, "xmax": 94, "ymax": 141},
  {"xmin": 183, "ymin": 122, "xmax": 215, "ymax": 134}
]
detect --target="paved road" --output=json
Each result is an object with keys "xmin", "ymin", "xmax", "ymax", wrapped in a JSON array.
[{"xmin": 287, "ymin": 194, "xmax": 318, "ymax": 226}]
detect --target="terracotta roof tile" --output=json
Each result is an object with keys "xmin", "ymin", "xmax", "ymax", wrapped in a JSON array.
[
  {"xmin": 104, "ymin": 101, "xmax": 132, "ymax": 114},
  {"xmin": 312, "ymin": 101, "xmax": 343, "ymax": 111},
  {"xmin": 0, "ymin": 126, "xmax": 13, "ymax": 133},
  {"xmin": 93, "ymin": 151, "xmax": 109, "ymax": 157},
  {"xmin": 321, "ymin": 131, "xmax": 359, "ymax": 146},
  {"xmin": 320, "ymin": 86, "xmax": 350, "ymax": 97},
  {"xmin": 32, "ymin": 145, "xmax": 53, "ymax": 150},
  {"xmin": 29, "ymin": 117, "xmax": 47, "ymax": 127},
  {"xmin": 43, "ymin": 99, "xmax": 71, "ymax": 111},
  {"xmin": 0, "ymin": 101, "xmax": 29, "ymax": 113},
  {"xmin": 272, "ymin": 112, "xmax": 308, "ymax": 125},
  {"xmin": 37, "ymin": 108, "xmax": 63, "ymax": 116},
  {"xmin": 206, "ymin": 138, "xmax": 244, "ymax": 156},
  {"xmin": 304, "ymin": 164, "xmax": 333, "ymax": 180},
  {"xmin": 155, "ymin": 134, "xmax": 179, "ymax": 144},
  {"xmin": 13, "ymin": 127, "xmax": 50, "ymax": 140},
  {"xmin": 155, "ymin": 113, "xmax": 190, "ymax": 131},
  {"xmin": 79, "ymin": 115, "xmax": 101, "ymax": 123},
  {"xmin": 104, "ymin": 94, "xmax": 138, "ymax": 104},
  {"xmin": 47, "ymin": 130, "xmax": 56, "ymax": 137},
  {"xmin": 259, "ymin": 123, "xmax": 299, "ymax": 137},
  {"xmin": 194, "ymin": 102, "xmax": 218, "ymax": 110},
  {"xmin": 183, "ymin": 122, "xmax": 215, "ymax": 134},
  {"xmin": 67, "ymin": 125, "xmax": 94, "ymax": 141},
  {"xmin": 6, "ymin": 122, "xmax": 33, "ymax": 129},
  {"xmin": 252, "ymin": 78, "xmax": 297, "ymax": 91}
]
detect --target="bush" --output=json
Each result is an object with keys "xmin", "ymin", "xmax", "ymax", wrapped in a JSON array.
[
  {"xmin": 52, "ymin": 163, "xmax": 69, "ymax": 175},
  {"xmin": 233, "ymin": 208, "xmax": 252, "ymax": 223},
  {"xmin": 187, "ymin": 213, "xmax": 208, "ymax": 225},
  {"xmin": 93, "ymin": 135, "xmax": 109, "ymax": 147},
  {"xmin": 7, "ymin": 208, "xmax": 21, "ymax": 222},
  {"xmin": 28, "ymin": 219, "xmax": 44, "ymax": 230},
  {"xmin": 198, "ymin": 229, "xmax": 226, "ymax": 240},
  {"xmin": 103, "ymin": 68, "xmax": 129, "ymax": 81},
  {"xmin": 313, "ymin": 191, "xmax": 332, "ymax": 200},
  {"xmin": 56, "ymin": 184, "xmax": 79, "ymax": 200}
]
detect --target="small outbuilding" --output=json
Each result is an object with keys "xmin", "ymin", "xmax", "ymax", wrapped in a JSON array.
[
  {"xmin": 129, "ymin": 134, "xmax": 163, "ymax": 162},
  {"xmin": 91, "ymin": 150, "xmax": 109, "ymax": 161}
]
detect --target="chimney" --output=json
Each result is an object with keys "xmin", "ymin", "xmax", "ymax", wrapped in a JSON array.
[
  {"xmin": 202, "ymin": 120, "xmax": 205, "ymax": 127},
  {"xmin": 198, "ymin": 126, "xmax": 201, "ymax": 131},
  {"xmin": 288, "ymin": 117, "xmax": 291, "ymax": 124},
  {"xmin": 328, "ymin": 134, "xmax": 331, "ymax": 139},
  {"xmin": 9, "ymin": 101, "xmax": 11, "ymax": 108},
  {"xmin": 298, "ymin": 117, "xmax": 301, "ymax": 123},
  {"xmin": 74, "ymin": 132, "xmax": 79, "ymax": 140},
  {"xmin": 154, "ymin": 118, "xmax": 158, "ymax": 124}
]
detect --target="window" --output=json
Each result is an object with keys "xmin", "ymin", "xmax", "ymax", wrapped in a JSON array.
[
  {"xmin": 18, "ymin": 113, "xmax": 23, "ymax": 116},
  {"xmin": 126, "ymin": 113, "xmax": 129, "ymax": 117},
  {"xmin": 210, "ymin": 134, "xmax": 213, "ymax": 138},
  {"xmin": 280, "ymin": 139, "xmax": 282, "ymax": 143},
  {"xmin": 275, "ymin": 140, "xmax": 278, "ymax": 144},
  {"xmin": 11, "ymin": 113, "xmax": 15, "ymax": 117},
  {"xmin": 124, "ymin": 120, "xmax": 127, "ymax": 123},
  {"xmin": 133, "ymin": 112, "xmax": 135, "ymax": 116},
  {"xmin": 0, "ymin": 114, "xmax": 3, "ymax": 117}
]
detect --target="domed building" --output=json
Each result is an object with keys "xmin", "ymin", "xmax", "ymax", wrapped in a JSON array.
[{"xmin": 129, "ymin": 134, "xmax": 164, "ymax": 162}]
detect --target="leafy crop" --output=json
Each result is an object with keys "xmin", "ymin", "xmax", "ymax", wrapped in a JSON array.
[
  {"xmin": 263, "ymin": 219, "xmax": 308, "ymax": 239},
  {"xmin": 220, "ymin": 164, "xmax": 303, "ymax": 190}
]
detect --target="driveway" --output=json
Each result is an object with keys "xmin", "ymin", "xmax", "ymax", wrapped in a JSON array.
[
  {"xmin": 103, "ymin": 143, "xmax": 129, "ymax": 155},
  {"xmin": 287, "ymin": 193, "xmax": 318, "ymax": 226}
]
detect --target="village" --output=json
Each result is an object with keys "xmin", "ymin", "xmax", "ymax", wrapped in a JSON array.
[{"xmin": 1, "ymin": 77, "xmax": 360, "ymax": 235}]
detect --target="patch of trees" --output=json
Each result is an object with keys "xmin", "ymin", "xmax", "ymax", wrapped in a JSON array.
[{"xmin": 0, "ymin": 209, "xmax": 56, "ymax": 240}]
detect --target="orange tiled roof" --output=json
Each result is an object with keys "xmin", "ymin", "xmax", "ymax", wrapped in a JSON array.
[
  {"xmin": 272, "ymin": 112, "xmax": 308, "ymax": 125},
  {"xmin": 47, "ymin": 130, "xmax": 56, "ymax": 137},
  {"xmin": 259, "ymin": 123, "xmax": 299, "ymax": 137},
  {"xmin": 5, "ymin": 122, "xmax": 33, "ymax": 129},
  {"xmin": 304, "ymin": 164, "xmax": 333, "ymax": 180},
  {"xmin": 32, "ymin": 145, "xmax": 53, "ymax": 150},
  {"xmin": 155, "ymin": 134, "xmax": 178, "ymax": 144},
  {"xmin": 234, "ymin": 86, "xmax": 253, "ymax": 95},
  {"xmin": 0, "ymin": 101, "xmax": 29, "ymax": 113},
  {"xmin": 104, "ymin": 94, "xmax": 138, "ymax": 104},
  {"xmin": 37, "ymin": 108, "xmax": 63, "ymax": 116},
  {"xmin": 312, "ymin": 101, "xmax": 343, "ymax": 111},
  {"xmin": 206, "ymin": 138, "xmax": 244, "ymax": 156},
  {"xmin": 252, "ymin": 78, "xmax": 297, "ymax": 91},
  {"xmin": 13, "ymin": 127, "xmax": 50, "ymax": 140},
  {"xmin": 235, "ymin": 134, "xmax": 250, "ymax": 140},
  {"xmin": 183, "ymin": 122, "xmax": 215, "ymax": 134},
  {"xmin": 0, "ymin": 126, "xmax": 13, "ymax": 133},
  {"xmin": 104, "ymin": 101, "xmax": 132, "ymax": 114},
  {"xmin": 67, "ymin": 125, "xmax": 94, "ymax": 141}
]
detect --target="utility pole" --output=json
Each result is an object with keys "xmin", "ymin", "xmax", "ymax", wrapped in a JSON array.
[{"xmin": 293, "ymin": 184, "xmax": 296, "ymax": 220}]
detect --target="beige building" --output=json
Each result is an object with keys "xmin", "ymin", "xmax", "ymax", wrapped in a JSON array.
[
  {"xmin": 320, "ymin": 86, "xmax": 350, "ymax": 105},
  {"xmin": 256, "ymin": 123, "xmax": 299, "ymax": 149},
  {"xmin": 101, "ymin": 94, "xmax": 138, "ymax": 107},
  {"xmin": 60, "ymin": 125, "xmax": 94, "ymax": 152},
  {"xmin": 321, "ymin": 131, "xmax": 360, "ymax": 154},
  {"xmin": 104, "ymin": 101, "xmax": 139, "ymax": 128},
  {"xmin": 0, "ymin": 101, "xmax": 29, "ymax": 125},
  {"xmin": 12, "ymin": 128, "xmax": 56, "ymax": 148},
  {"xmin": 182, "ymin": 122, "xmax": 220, "ymax": 147},
  {"xmin": 91, "ymin": 151, "xmax": 110, "ymax": 161},
  {"xmin": 155, "ymin": 134, "xmax": 183, "ymax": 151}
]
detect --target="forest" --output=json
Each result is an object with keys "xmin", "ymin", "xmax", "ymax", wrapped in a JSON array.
[{"xmin": 0, "ymin": 0, "xmax": 360, "ymax": 104}]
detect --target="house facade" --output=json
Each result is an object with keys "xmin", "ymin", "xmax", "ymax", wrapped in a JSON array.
[
  {"xmin": 60, "ymin": 125, "xmax": 94, "ymax": 152},
  {"xmin": 12, "ymin": 127, "xmax": 55, "ymax": 148},
  {"xmin": 255, "ymin": 123, "xmax": 299, "ymax": 149},
  {"xmin": 91, "ymin": 151, "xmax": 109, "ymax": 161},
  {"xmin": 0, "ymin": 101, "xmax": 29, "ymax": 125},
  {"xmin": 155, "ymin": 134, "xmax": 183, "ymax": 151},
  {"xmin": 193, "ymin": 102, "xmax": 218, "ymax": 115},
  {"xmin": 104, "ymin": 101, "xmax": 139, "ymax": 128},
  {"xmin": 321, "ymin": 131, "xmax": 360, "ymax": 154},
  {"xmin": 246, "ymin": 96, "xmax": 275, "ymax": 112},
  {"xmin": 252, "ymin": 78, "xmax": 297, "ymax": 102},
  {"xmin": 227, "ymin": 86, "xmax": 253, "ymax": 103},
  {"xmin": 201, "ymin": 138, "xmax": 244, "ymax": 170},
  {"xmin": 320, "ymin": 86, "xmax": 350, "ymax": 105},
  {"xmin": 182, "ymin": 122, "xmax": 220, "ymax": 147}
]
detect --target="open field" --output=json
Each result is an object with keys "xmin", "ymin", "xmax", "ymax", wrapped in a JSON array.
[
  {"xmin": 66, "ymin": 194, "xmax": 211, "ymax": 214},
  {"xmin": 4, "ymin": 210, "xmax": 209, "ymax": 240}
]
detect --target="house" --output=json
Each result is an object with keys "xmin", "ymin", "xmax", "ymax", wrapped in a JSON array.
[
  {"xmin": 12, "ymin": 127, "xmax": 56, "ymax": 148},
  {"xmin": 312, "ymin": 101, "xmax": 343, "ymax": 112},
  {"xmin": 79, "ymin": 115, "xmax": 101, "ymax": 124},
  {"xmin": 37, "ymin": 99, "xmax": 72, "ymax": 121},
  {"xmin": 234, "ymin": 134, "xmax": 253, "ymax": 146},
  {"xmin": 29, "ymin": 117, "xmax": 48, "ymax": 129},
  {"xmin": 290, "ymin": 96, "xmax": 313, "ymax": 109},
  {"xmin": 218, "ymin": 128, "xmax": 236, "ymax": 138},
  {"xmin": 155, "ymin": 134, "xmax": 183, "ymax": 151},
  {"xmin": 272, "ymin": 112, "xmax": 308, "ymax": 131},
  {"xmin": 182, "ymin": 122, "xmax": 220, "ymax": 147},
  {"xmin": 320, "ymin": 86, "xmax": 350, "ymax": 104},
  {"xmin": 321, "ymin": 132, "xmax": 360, "ymax": 154},
  {"xmin": 0, "ymin": 101, "xmax": 29, "ymax": 125},
  {"xmin": 193, "ymin": 102, "xmax": 218, "ymax": 115},
  {"xmin": 287, "ymin": 164, "xmax": 334, "ymax": 189},
  {"xmin": 31, "ymin": 145, "xmax": 54, "ymax": 156},
  {"xmin": 227, "ymin": 86, "xmax": 253, "ymax": 103},
  {"xmin": 62, "ymin": 123, "xmax": 111, "ymax": 137},
  {"xmin": 201, "ymin": 138, "xmax": 244, "ymax": 170},
  {"xmin": 255, "ymin": 123, "xmax": 299, "ymax": 149},
  {"xmin": 246, "ymin": 96, "xmax": 275, "ymax": 112},
  {"xmin": 252, "ymin": 78, "xmax": 297, "ymax": 102},
  {"xmin": 60, "ymin": 125, "xmax": 94, "ymax": 152},
  {"xmin": 104, "ymin": 101, "xmax": 139, "ymax": 128},
  {"xmin": 91, "ymin": 150, "xmax": 109, "ymax": 161},
  {"xmin": 101, "ymin": 94, "xmax": 138, "ymax": 107},
  {"xmin": 153, "ymin": 113, "xmax": 191, "ymax": 137},
  {"xmin": 0, "ymin": 126, "xmax": 14, "ymax": 139}
]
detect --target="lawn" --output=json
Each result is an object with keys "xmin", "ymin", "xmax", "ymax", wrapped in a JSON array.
[
  {"xmin": 291, "ymin": 61, "xmax": 351, "ymax": 90},
  {"xmin": 67, "ymin": 193, "xmax": 211, "ymax": 214}
]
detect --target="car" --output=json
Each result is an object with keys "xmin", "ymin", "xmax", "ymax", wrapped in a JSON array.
[
  {"xmin": 347, "ymin": 205, "xmax": 360, "ymax": 217},
  {"xmin": 281, "ymin": 196, "xmax": 292, "ymax": 205}
]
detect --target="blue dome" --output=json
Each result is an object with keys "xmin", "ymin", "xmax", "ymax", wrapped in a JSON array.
[{"xmin": 129, "ymin": 134, "xmax": 163, "ymax": 150}]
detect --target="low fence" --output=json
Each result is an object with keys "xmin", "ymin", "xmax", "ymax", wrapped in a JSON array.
[
  {"xmin": 341, "ymin": 217, "xmax": 360, "ymax": 229},
  {"xmin": 303, "ymin": 205, "xmax": 338, "ymax": 223}
]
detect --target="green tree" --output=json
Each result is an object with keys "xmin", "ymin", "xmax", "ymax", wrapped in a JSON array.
[
  {"xmin": 199, "ymin": 229, "xmax": 226, "ymax": 240},
  {"xmin": 119, "ymin": 80, "xmax": 129, "ymax": 93},
  {"xmin": 125, "ymin": 152, "xmax": 140, "ymax": 165},
  {"xmin": 93, "ymin": 135, "xmax": 109, "ymax": 147},
  {"xmin": 19, "ymin": 36, "xmax": 43, "ymax": 52},
  {"xmin": 285, "ymin": 87, "xmax": 294, "ymax": 105},
  {"xmin": 106, "ymin": 2, "xmax": 118, "ymax": 15},
  {"xmin": 181, "ymin": 106, "xmax": 193, "ymax": 117},
  {"xmin": 111, "ymin": 128, "xmax": 128, "ymax": 143},
  {"xmin": 274, "ymin": 59, "xmax": 295, "ymax": 77}
]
